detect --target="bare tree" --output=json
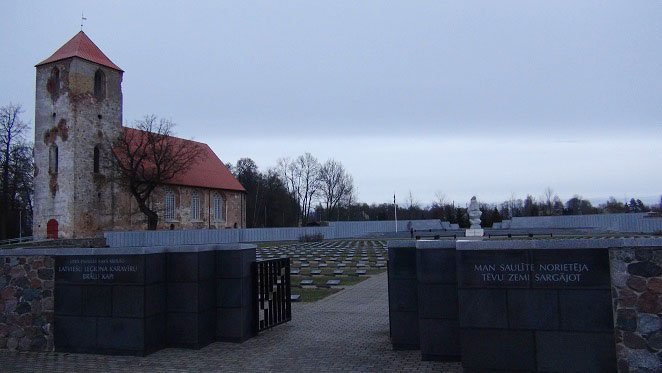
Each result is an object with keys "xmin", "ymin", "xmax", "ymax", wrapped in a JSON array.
[
  {"xmin": 433, "ymin": 191, "xmax": 447, "ymax": 207},
  {"xmin": 318, "ymin": 159, "xmax": 354, "ymax": 221},
  {"xmin": 544, "ymin": 187, "xmax": 554, "ymax": 215},
  {"xmin": 0, "ymin": 104, "xmax": 29, "ymax": 239},
  {"xmin": 112, "ymin": 115, "xmax": 204, "ymax": 230},
  {"xmin": 277, "ymin": 153, "xmax": 321, "ymax": 225}
]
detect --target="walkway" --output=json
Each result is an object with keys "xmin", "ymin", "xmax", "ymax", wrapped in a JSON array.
[{"xmin": 0, "ymin": 273, "xmax": 462, "ymax": 372}]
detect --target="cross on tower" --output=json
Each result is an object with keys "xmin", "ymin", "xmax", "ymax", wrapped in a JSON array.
[{"xmin": 80, "ymin": 12, "xmax": 87, "ymax": 31}]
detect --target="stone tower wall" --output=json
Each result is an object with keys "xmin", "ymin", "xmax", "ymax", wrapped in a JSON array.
[{"xmin": 33, "ymin": 58, "xmax": 123, "ymax": 239}]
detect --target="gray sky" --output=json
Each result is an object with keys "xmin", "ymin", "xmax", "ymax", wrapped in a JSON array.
[{"xmin": 2, "ymin": 1, "xmax": 661, "ymax": 206}]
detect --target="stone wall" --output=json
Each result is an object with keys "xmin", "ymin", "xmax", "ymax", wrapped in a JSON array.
[
  {"xmin": 0, "ymin": 256, "xmax": 54, "ymax": 352},
  {"xmin": 610, "ymin": 247, "xmax": 662, "ymax": 372},
  {"xmin": 110, "ymin": 185, "xmax": 245, "ymax": 231}
]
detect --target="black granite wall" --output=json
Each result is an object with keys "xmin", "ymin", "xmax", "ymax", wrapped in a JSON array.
[
  {"xmin": 387, "ymin": 241, "xmax": 419, "ymax": 350},
  {"xmin": 216, "ymin": 248, "xmax": 255, "ymax": 342},
  {"xmin": 54, "ymin": 254, "xmax": 166, "ymax": 355},
  {"xmin": 457, "ymin": 248, "xmax": 616, "ymax": 372},
  {"xmin": 52, "ymin": 244, "xmax": 256, "ymax": 356},
  {"xmin": 166, "ymin": 250, "xmax": 216, "ymax": 348},
  {"xmin": 416, "ymin": 241, "xmax": 460, "ymax": 361}
]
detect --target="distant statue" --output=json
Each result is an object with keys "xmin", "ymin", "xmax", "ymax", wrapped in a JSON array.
[{"xmin": 468, "ymin": 196, "xmax": 482, "ymax": 229}]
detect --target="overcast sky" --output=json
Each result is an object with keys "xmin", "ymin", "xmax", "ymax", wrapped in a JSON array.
[{"xmin": 2, "ymin": 1, "xmax": 661, "ymax": 206}]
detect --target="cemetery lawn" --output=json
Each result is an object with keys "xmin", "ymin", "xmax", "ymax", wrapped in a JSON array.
[{"xmin": 296, "ymin": 287, "xmax": 342, "ymax": 302}]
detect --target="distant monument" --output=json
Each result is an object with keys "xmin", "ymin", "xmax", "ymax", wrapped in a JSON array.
[{"xmin": 466, "ymin": 196, "xmax": 484, "ymax": 237}]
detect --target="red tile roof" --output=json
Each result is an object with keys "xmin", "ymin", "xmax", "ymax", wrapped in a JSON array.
[
  {"xmin": 36, "ymin": 31, "xmax": 123, "ymax": 71},
  {"xmin": 121, "ymin": 127, "xmax": 245, "ymax": 192}
]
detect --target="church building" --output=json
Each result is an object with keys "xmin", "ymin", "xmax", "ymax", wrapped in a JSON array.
[{"xmin": 32, "ymin": 31, "xmax": 246, "ymax": 239}]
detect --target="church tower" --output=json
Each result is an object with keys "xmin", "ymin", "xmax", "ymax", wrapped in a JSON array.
[{"xmin": 33, "ymin": 31, "xmax": 123, "ymax": 239}]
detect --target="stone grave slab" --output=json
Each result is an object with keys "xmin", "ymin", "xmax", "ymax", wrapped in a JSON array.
[{"xmin": 326, "ymin": 279, "xmax": 341, "ymax": 286}]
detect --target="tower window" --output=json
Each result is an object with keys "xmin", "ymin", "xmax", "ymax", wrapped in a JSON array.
[
  {"xmin": 47, "ymin": 67, "xmax": 60, "ymax": 100},
  {"xmin": 49, "ymin": 145, "xmax": 58, "ymax": 174},
  {"xmin": 164, "ymin": 190, "xmax": 176, "ymax": 221},
  {"xmin": 94, "ymin": 69, "xmax": 106, "ymax": 100},
  {"xmin": 93, "ymin": 145, "xmax": 100, "ymax": 173},
  {"xmin": 212, "ymin": 192, "xmax": 224, "ymax": 222},
  {"xmin": 191, "ymin": 191, "xmax": 201, "ymax": 220}
]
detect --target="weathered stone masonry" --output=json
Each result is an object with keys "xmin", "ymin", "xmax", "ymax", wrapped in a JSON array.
[
  {"xmin": 610, "ymin": 247, "xmax": 662, "ymax": 372},
  {"xmin": 0, "ymin": 256, "xmax": 54, "ymax": 352}
]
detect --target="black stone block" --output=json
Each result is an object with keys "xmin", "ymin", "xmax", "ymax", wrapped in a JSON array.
[
  {"xmin": 507, "ymin": 289, "xmax": 559, "ymax": 330},
  {"xmin": 145, "ymin": 314, "xmax": 166, "ymax": 353},
  {"xmin": 82, "ymin": 286, "xmax": 111, "ymax": 316},
  {"xmin": 216, "ymin": 250, "xmax": 253, "ymax": 279},
  {"xmin": 55, "ymin": 256, "xmax": 99, "ymax": 284},
  {"xmin": 531, "ymin": 249, "xmax": 610, "ymax": 289},
  {"xmin": 54, "ymin": 316, "xmax": 97, "ymax": 350},
  {"xmin": 197, "ymin": 310, "xmax": 216, "ymax": 347},
  {"xmin": 559, "ymin": 290, "xmax": 614, "ymax": 332},
  {"xmin": 112, "ymin": 286, "xmax": 144, "ymax": 317},
  {"xmin": 417, "ymin": 249, "xmax": 457, "ymax": 284},
  {"xmin": 419, "ymin": 318, "xmax": 460, "ymax": 360},
  {"xmin": 458, "ymin": 289, "xmax": 507, "ymax": 328},
  {"xmin": 145, "ymin": 283, "xmax": 166, "ymax": 316},
  {"xmin": 217, "ymin": 307, "xmax": 254, "ymax": 342},
  {"xmin": 97, "ymin": 317, "xmax": 144, "ymax": 351},
  {"xmin": 217, "ymin": 278, "xmax": 251, "ymax": 308},
  {"xmin": 461, "ymin": 329, "xmax": 535, "ymax": 371},
  {"xmin": 198, "ymin": 280, "xmax": 216, "ymax": 312},
  {"xmin": 97, "ymin": 256, "xmax": 144, "ymax": 284},
  {"xmin": 145, "ymin": 254, "xmax": 165, "ymax": 284},
  {"xmin": 388, "ymin": 278, "xmax": 418, "ymax": 312},
  {"xmin": 457, "ymin": 250, "xmax": 530, "ymax": 288},
  {"xmin": 418, "ymin": 283, "xmax": 458, "ymax": 320},
  {"xmin": 536, "ymin": 331, "xmax": 617, "ymax": 372},
  {"xmin": 167, "ymin": 283, "xmax": 199, "ymax": 313},
  {"xmin": 167, "ymin": 252, "xmax": 199, "ymax": 282},
  {"xmin": 55, "ymin": 285, "xmax": 82, "ymax": 315},
  {"xmin": 388, "ymin": 247, "xmax": 417, "ymax": 279},
  {"xmin": 389, "ymin": 310, "xmax": 420, "ymax": 350},
  {"xmin": 198, "ymin": 251, "xmax": 215, "ymax": 280},
  {"xmin": 167, "ymin": 313, "xmax": 199, "ymax": 347}
]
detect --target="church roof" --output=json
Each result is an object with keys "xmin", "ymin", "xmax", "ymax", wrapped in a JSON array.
[
  {"xmin": 121, "ymin": 127, "xmax": 245, "ymax": 192},
  {"xmin": 36, "ymin": 31, "xmax": 123, "ymax": 71}
]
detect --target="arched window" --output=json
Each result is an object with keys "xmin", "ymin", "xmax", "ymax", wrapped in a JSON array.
[
  {"xmin": 164, "ymin": 190, "xmax": 176, "ymax": 221},
  {"xmin": 212, "ymin": 192, "xmax": 224, "ymax": 222},
  {"xmin": 191, "ymin": 191, "xmax": 201, "ymax": 220},
  {"xmin": 93, "ymin": 145, "xmax": 100, "ymax": 173},
  {"xmin": 94, "ymin": 69, "xmax": 106, "ymax": 100},
  {"xmin": 49, "ymin": 145, "xmax": 58, "ymax": 174}
]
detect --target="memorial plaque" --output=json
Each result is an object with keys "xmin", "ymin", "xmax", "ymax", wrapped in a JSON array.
[
  {"xmin": 457, "ymin": 250, "xmax": 530, "ymax": 288},
  {"xmin": 56, "ymin": 256, "xmax": 144, "ymax": 284},
  {"xmin": 531, "ymin": 249, "xmax": 610, "ymax": 289},
  {"xmin": 458, "ymin": 249, "xmax": 609, "ymax": 289}
]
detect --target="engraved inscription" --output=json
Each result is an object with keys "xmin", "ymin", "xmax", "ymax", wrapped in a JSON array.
[
  {"xmin": 56, "ymin": 256, "xmax": 139, "ymax": 281},
  {"xmin": 472, "ymin": 262, "xmax": 590, "ymax": 284}
]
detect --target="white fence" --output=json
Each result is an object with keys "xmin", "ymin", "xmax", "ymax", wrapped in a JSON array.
[{"xmin": 104, "ymin": 219, "xmax": 444, "ymax": 247}]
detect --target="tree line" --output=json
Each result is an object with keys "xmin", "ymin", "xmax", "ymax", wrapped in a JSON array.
[
  {"xmin": 227, "ymin": 153, "xmax": 355, "ymax": 227},
  {"xmin": 334, "ymin": 191, "xmax": 659, "ymax": 229},
  {"xmin": 0, "ymin": 104, "xmax": 33, "ymax": 240}
]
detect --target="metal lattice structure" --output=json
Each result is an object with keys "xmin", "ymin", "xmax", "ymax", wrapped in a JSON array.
[{"xmin": 253, "ymin": 258, "xmax": 292, "ymax": 333}]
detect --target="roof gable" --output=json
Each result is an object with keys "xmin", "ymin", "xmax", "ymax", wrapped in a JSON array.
[
  {"xmin": 37, "ymin": 31, "xmax": 123, "ymax": 71},
  {"xmin": 121, "ymin": 127, "xmax": 245, "ymax": 192}
]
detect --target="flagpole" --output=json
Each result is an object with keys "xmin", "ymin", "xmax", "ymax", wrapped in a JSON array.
[{"xmin": 394, "ymin": 194, "xmax": 398, "ymax": 232}]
